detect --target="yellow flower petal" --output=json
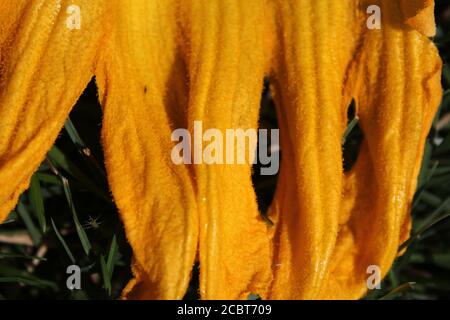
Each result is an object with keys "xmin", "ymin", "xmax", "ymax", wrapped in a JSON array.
[
  {"xmin": 267, "ymin": 0, "xmax": 441, "ymax": 299},
  {"xmin": 267, "ymin": 0, "xmax": 365, "ymax": 299},
  {"xmin": 0, "ymin": 0, "xmax": 109, "ymax": 222},
  {"xmin": 318, "ymin": 0, "xmax": 442, "ymax": 299},
  {"xmin": 0, "ymin": 0, "xmax": 442, "ymax": 301},
  {"xmin": 180, "ymin": 0, "xmax": 272, "ymax": 299},
  {"xmin": 95, "ymin": 0, "xmax": 198, "ymax": 299},
  {"xmin": 400, "ymin": 0, "xmax": 436, "ymax": 37}
]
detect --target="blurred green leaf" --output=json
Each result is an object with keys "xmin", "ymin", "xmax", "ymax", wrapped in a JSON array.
[
  {"xmin": 106, "ymin": 235, "xmax": 119, "ymax": 280},
  {"xmin": 16, "ymin": 201, "xmax": 41, "ymax": 246},
  {"xmin": 100, "ymin": 255, "xmax": 111, "ymax": 295},
  {"xmin": 35, "ymin": 172, "xmax": 62, "ymax": 185},
  {"xmin": 0, "ymin": 277, "xmax": 56, "ymax": 290},
  {"xmin": 379, "ymin": 282, "xmax": 415, "ymax": 300},
  {"xmin": 0, "ymin": 264, "xmax": 57, "ymax": 290},
  {"xmin": 30, "ymin": 175, "xmax": 47, "ymax": 233},
  {"xmin": 60, "ymin": 177, "xmax": 92, "ymax": 256},
  {"xmin": 342, "ymin": 116, "xmax": 359, "ymax": 145},
  {"xmin": 51, "ymin": 218, "xmax": 75, "ymax": 264},
  {"xmin": 400, "ymin": 198, "xmax": 450, "ymax": 251},
  {"xmin": 64, "ymin": 117, "xmax": 106, "ymax": 178},
  {"xmin": 0, "ymin": 253, "xmax": 46, "ymax": 261},
  {"xmin": 48, "ymin": 146, "xmax": 110, "ymax": 202}
]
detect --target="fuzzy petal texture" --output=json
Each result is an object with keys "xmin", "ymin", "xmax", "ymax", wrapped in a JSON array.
[
  {"xmin": 317, "ymin": 0, "xmax": 442, "ymax": 299},
  {"xmin": 267, "ymin": 0, "xmax": 366, "ymax": 299},
  {"xmin": 267, "ymin": 0, "xmax": 441, "ymax": 299},
  {"xmin": 0, "ymin": 0, "xmax": 442, "ymax": 301},
  {"xmin": 0, "ymin": 0, "xmax": 108, "ymax": 222},
  {"xmin": 400, "ymin": 0, "xmax": 436, "ymax": 36},
  {"xmin": 95, "ymin": 0, "xmax": 198, "ymax": 300},
  {"xmin": 180, "ymin": 0, "xmax": 273, "ymax": 299}
]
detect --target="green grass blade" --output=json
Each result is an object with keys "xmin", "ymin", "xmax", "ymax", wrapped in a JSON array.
[
  {"xmin": 46, "ymin": 158, "xmax": 92, "ymax": 256},
  {"xmin": 48, "ymin": 146, "xmax": 110, "ymax": 202},
  {"xmin": 434, "ymin": 165, "xmax": 450, "ymax": 176},
  {"xmin": 388, "ymin": 269, "xmax": 399, "ymax": 288},
  {"xmin": 247, "ymin": 293, "xmax": 262, "ymax": 300},
  {"xmin": 426, "ymin": 173, "xmax": 450, "ymax": 187},
  {"xmin": 342, "ymin": 117, "xmax": 359, "ymax": 145},
  {"xmin": 64, "ymin": 117, "xmax": 107, "ymax": 178},
  {"xmin": 434, "ymin": 131, "xmax": 450, "ymax": 156},
  {"xmin": 106, "ymin": 235, "xmax": 119, "ymax": 280},
  {"xmin": 64, "ymin": 117, "xmax": 85, "ymax": 149},
  {"xmin": 413, "ymin": 160, "xmax": 439, "ymax": 208},
  {"xmin": 379, "ymin": 282, "xmax": 415, "ymax": 300},
  {"xmin": 409, "ymin": 253, "xmax": 450, "ymax": 270},
  {"xmin": 419, "ymin": 191, "xmax": 442, "ymax": 208},
  {"xmin": 60, "ymin": 177, "xmax": 92, "ymax": 256},
  {"xmin": 16, "ymin": 201, "xmax": 41, "ymax": 246},
  {"xmin": 0, "ymin": 253, "xmax": 46, "ymax": 261},
  {"xmin": 100, "ymin": 255, "xmax": 111, "ymax": 295},
  {"xmin": 35, "ymin": 172, "xmax": 62, "ymax": 185},
  {"xmin": 51, "ymin": 218, "xmax": 76, "ymax": 264},
  {"xmin": 30, "ymin": 175, "xmax": 47, "ymax": 233},
  {"xmin": 424, "ymin": 160, "xmax": 439, "ymax": 186},
  {"xmin": 417, "ymin": 141, "xmax": 433, "ymax": 188},
  {"xmin": 400, "ymin": 198, "xmax": 450, "ymax": 251},
  {"xmin": 442, "ymin": 64, "xmax": 450, "ymax": 87},
  {"xmin": 0, "ymin": 218, "xmax": 17, "ymax": 225},
  {"xmin": 0, "ymin": 276, "xmax": 57, "ymax": 290},
  {"xmin": 99, "ymin": 236, "xmax": 120, "ymax": 296},
  {"xmin": 0, "ymin": 264, "xmax": 58, "ymax": 290}
]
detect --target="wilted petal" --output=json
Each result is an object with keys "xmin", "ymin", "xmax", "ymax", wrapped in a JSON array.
[
  {"xmin": 266, "ymin": 0, "xmax": 367, "ymax": 299},
  {"xmin": 318, "ymin": 0, "xmax": 442, "ymax": 299},
  {"xmin": 400, "ymin": 0, "xmax": 436, "ymax": 36},
  {"xmin": 95, "ymin": 0, "xmax": 198, "ymax": 300},
  {"xmin": 0, "ymin": 0, "xmax": 108, "ymax": 222},
  {"xmin": 179, "ymin": 0, "xmax": 273, "ymax": 299}
]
